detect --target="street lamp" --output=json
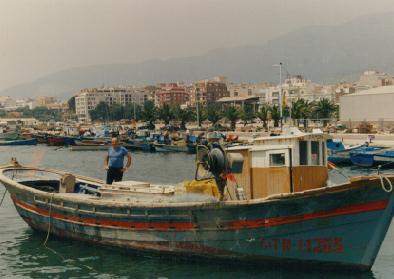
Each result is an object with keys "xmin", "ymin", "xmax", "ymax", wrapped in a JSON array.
[{"xmin": 273, "ymin": 62, "xmax": 283, "ymax": 130}]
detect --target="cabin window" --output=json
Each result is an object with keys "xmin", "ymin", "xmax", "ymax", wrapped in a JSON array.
[
  {"xmin": 299, "ymin": 141, "xmax": 308, "ymax": 165},
  {"xmin": 322, "ymin": 141, "xmax": 326, "ymax": 165},
  {"xmin": 311, "ymin": 141, "xmax": 320, "ymax": 165},
  {"xmin": 270, "ymin": 153, "xmax": 286, "ymax": 166}
]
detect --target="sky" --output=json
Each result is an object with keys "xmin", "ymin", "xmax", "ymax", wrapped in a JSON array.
[{"xmin": 1, "ymin": 0, "xmax": 394, "ymax": 91}]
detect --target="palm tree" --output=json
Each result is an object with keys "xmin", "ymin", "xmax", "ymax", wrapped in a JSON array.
[
  {"xmin": 240, "ymin": 104, "xmax": 255, "ymax": 126},
  {"xmin": 256, "ymin": 103, "xmax": 270, "ymax": 129},
  {"xmin": 207, "ymin": 104, "xmax": 221, "ymax": 126},
  {"xmin": 141, "ymin": 100, "xmax": 157, "ymax": 129},
  {"xmin": 224, "ymin": 106, "xmax": 240, "ymax": 131},
  {"xmin": 270, "ymin": 105, "xmax": 281, "ymax": 127},
  {"xmin": 291, "ymin": 99, "xmax": 311, "ymax": 128},
  {"xmin": 174, "ymin": 106, "xmax": 195, "ymax": 130},
  {"xmin": 157, "ymin": 103, "xmax": 174, "ymax": 125},
  {"xmin": 313, "ymin": 98, "xmax": 337, "ymax": 127}
]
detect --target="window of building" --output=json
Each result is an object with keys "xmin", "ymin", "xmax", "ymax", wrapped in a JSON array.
[
  {"xmin": 299, "ymin": 141, "xmax": 308, "ymax": 165},
  {"xmin": 270, "ymin": 153, "xmax": 286, "ymax": 167},
  {"xmin": 311, "ymin": 141, "xmax": 320, "ymax": 165}
]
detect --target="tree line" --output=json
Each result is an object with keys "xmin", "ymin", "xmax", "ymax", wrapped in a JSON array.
[{"xmin": 89, "ymin": 98, "xmax": 338, "ymax": 130}]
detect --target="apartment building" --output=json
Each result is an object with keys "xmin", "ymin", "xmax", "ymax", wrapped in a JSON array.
[{"xmin": 75, "ymin": 87, "xmax": 148, "ymax": 122}]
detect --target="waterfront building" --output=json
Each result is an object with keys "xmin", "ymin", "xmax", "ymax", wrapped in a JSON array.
[
  {"xmin": 260, "ymin": 76, "xmax": 335, "ymax": 108},
  {"xmin": 155, "ymin": 83, "xmax": 189, "ymax": 107},
  {"xmin": 36, "ymin": 96, "xmax": 57, "ymax": 107},
  {"xmin": 355, "ymin": 70, "xmax": 393, "ymax": 92},
  {"xmin": 334, "ymin": 82, "xmax": 356, "ymax": 105},
  {"xmin": 75, "ymin": 87, "xmax": 149, "ymax": 122},
  {"xmin": 16, "ymin": 99, "xmax": 36, "ymax": 110},
  {"xmin": 190, "ymin": 80, "xmax": 229, "ymax": 105},
  {"xmin": 340, "ymin": 85, "xmax": 394, "ymax": 128},
  {"xmin": 227, "ymin": 82, "xmax": 271, "ymax": 98},
  {"xmin": 216, "ymin": 96, "xmax": 260, "ymax": 111},
  {"xmin": 0, "ymin": 97, "xmax": 16, "ymax": 110}
]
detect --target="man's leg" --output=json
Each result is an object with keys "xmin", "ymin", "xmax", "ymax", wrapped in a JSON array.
[
  {"xmin": 106, "ymin": 168, "xmax": 115, "ymax": 184},
  {"xmin": 114, "ymin": 168, "xmax": 124, "ymax": 182}
]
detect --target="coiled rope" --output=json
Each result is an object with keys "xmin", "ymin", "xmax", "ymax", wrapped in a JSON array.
[{"xmin": 379, "ymin": 175, "xmax": 393, "ymax": 193}]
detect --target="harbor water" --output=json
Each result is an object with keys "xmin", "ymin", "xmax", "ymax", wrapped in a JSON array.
[{"xmin": 1, "ymin": 146, "xmax": 394, "ymax": 278}]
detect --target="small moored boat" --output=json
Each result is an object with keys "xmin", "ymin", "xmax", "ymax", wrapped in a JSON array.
[{"xmin": 0, "ymin": 138, "xmax": 37, "ymax": 146}]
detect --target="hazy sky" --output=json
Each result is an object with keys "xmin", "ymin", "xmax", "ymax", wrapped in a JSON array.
[{"xmin": 1, "ymin": 0, "xmax": 394, "ymax": 91}]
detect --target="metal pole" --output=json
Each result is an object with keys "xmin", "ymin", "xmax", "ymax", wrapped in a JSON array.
[
  {"xmin": 279, "ymin": 62, "xmax": 283, "ymax": 130},
  {"xmin": 196, "ymin": 100, "xmax": 200, "ymax": 127},
  {"xmin": 133, "ymin": 101, "xmax": 136, "ymax": 120}
]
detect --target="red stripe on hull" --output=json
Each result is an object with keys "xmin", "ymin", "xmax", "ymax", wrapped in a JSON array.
[
  {"xmin": 13, "ymin": 197, "xmax": 388, "ymax": 231},
  {"xmin": 229, "ymin": 200, "xmax": 389, "ymax": 229}
]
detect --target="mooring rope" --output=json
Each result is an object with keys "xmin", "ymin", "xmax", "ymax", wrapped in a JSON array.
[
  {"xmin": 0, "ymin": 189, "xmax": 7, "ymax": 207},
  {"xmin": 379, "ymin": 175, "xmax": 393, "ymax": 193},
  {"xmin": 42, "ymin": 193, "xmax": 98, "ymax": 273},
  {"xmin": 43, "ymin": 193, "xmax": 54, "ymax": 246}
]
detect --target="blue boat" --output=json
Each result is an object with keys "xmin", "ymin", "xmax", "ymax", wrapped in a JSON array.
[
  {"xmin": 327, "ymin": 139, "xmax": 365, "ymax": 165},
  {"xmin": 350, "ymin": 146, "xmax": 386, "ymax": 167},
  {"xmin": 352, "ymin": 149, "xmax": 394, "ymax": 168},
  {"xmin": 0, "ymin": 138, "xmax": 37, "ymax": 146}
]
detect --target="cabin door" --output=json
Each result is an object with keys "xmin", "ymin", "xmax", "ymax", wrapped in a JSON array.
[{"xmin": 251, "ymin": 149, "xmax": 291, "ymax": 199}]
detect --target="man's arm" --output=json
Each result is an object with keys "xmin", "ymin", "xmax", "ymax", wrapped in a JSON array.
[
  {"xmin": 125, "ymin": 153, "xmax": 132, "ymax": 169},
  {"xmin": 104, "ymin": 155, "xmax": 109, "ymax": 169}
]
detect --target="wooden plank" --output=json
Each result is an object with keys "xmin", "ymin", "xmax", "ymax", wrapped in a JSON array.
[
  {"xmin": 291, "ymin": 166, "xmax": 328, "ymax": 192},
  {"xmin": 251, "ymin": 167, "xmax": 290, "ymax": 199}
]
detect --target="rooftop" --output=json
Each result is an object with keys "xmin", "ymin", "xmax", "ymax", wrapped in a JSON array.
[
  {"xmin": 216, "ymin": 96, "xmax": 259, "ymax": 103},
  {"xmin": 344, "ymin": 85, "xmax": 394, "ymax": 97}
]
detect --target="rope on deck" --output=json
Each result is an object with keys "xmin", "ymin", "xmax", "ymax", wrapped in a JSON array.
[{"xmin": 379, "ymin": 175, "xmax": 393, "ymax": 193}]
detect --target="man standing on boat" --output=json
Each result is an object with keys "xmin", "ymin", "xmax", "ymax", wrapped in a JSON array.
[{"xmin": 104, "ymin": 137, "xmax": 132, "ymax": 184}]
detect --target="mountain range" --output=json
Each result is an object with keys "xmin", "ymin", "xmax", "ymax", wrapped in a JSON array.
[{"xmin": 2, "ymin": 12, "xmax": 394, "ymax": 100}]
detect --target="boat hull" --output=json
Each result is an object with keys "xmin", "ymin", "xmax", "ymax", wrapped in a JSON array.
[
  {"xmin": 0, "ymin": 138, "xmax": 37, "ymax": 146},
  {"xmin": 154, "ymin": 144, "xmax": 189, "ymax": 153},
  {"xmin": 3, "ymin": 171, "xmax": 394, "ymax": 271}
]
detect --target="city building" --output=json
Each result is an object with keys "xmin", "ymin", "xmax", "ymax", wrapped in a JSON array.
[
  {"xmin": 36, "ymin": 96, "xmax": 57, "ymax": 107},
  {"xmin": 0, "ymin": 97, "xmax": 17, "ymax": 110},
  {"xmin": 16, "ymin": 99, "xmax": 36, "ymax": 110},
  {"xmin": 227, "ymin": 82, "xmax": 271, "ymax": 98},
  {"xmin": 340, "ymin": 85, "xmax": 394, "ymax": 128},
  {"xmin": 260, "ymin": 76, "xmax": 335, "ymax": 107},
  {"xmin": 155, "ymin": 83, "xmax": 189, "ymax": 106},
  {"xmin": 334, "ymin": 82, "xmax": 356, "ymax": 104},
  {"xmin": 75, "ymin": 87, "xmax": 149, "ymax": 122},
  {"xmin": 190, "ymin": 80, "xmax": 229, "ymax": 105},
  {"xmin": 355, "ymin": 70, "xmax": 393, "ymax": 92}
]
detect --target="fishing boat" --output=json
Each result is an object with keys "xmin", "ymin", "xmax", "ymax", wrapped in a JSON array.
[
  {"xmin": 327, "ymin": 139, "xmax": 366, "ymax": 165},
  {"xmin": 153, "ymin": 143, "xmax": 189, "ymax": 153},
  {"xmin": 0, "ymin": 138, "xmax": 37, "ymax": 146},
  {"xmin": 1, "ymin": 128, "xmax": 394, "ymax": 271},
  {"xmin": 350, "ymin": 148, "xmax": 394, "ymax": 168},
  {"xmin": 0, "ymin": 130, "xmax": 19, "ymax": 140},
  {"xmin": 47, "ymin": 136, "xmax": 76, "ymax": 146},
  {"xmin": 350, "ymin": 146, "xmax": 387, "ymax": 167}
]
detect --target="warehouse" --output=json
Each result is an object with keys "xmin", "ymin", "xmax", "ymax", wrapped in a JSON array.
[{"xmin": 340, "ymin": 85, "xmax": 394, "ymax": 128}]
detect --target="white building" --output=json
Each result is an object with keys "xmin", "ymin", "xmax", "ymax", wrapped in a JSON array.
[
  {"xmin": 16, "ymin": 99, "xmax": 36, "ymax": 110},
  {"xmin": 355, "ymin": 70, "xmax": 392, "ymax": 92},
  {"xmin": 261, "ymin": 76, "xmax": 335, "ymax": 107},
  {"xmin": 340, "ymin": 85, "xmax": 394, "ymax": 127},
  {"xmin": 75, "ymin": 87, "xmax": 149, "ymax": 122}
]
